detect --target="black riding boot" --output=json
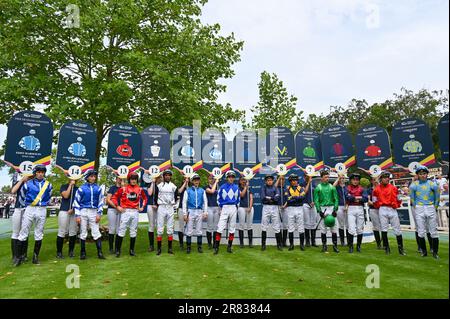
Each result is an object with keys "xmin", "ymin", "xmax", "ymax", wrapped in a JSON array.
[
  {"xmin": 239, "ymin": 230, "xmax": 244, "ymax": 248},
  {"xmin": 115, "ymin": 235, "xmax": 123, "ymax": 257},
  {"xmin": 248, "ymin": 229, "xmax": 254, "ymax": 248},
  {"xmin": 178, "ymin": 231, "xmax": 184, "ymax": 250},
  {"xmin": 419, "ymin": 237, "xmax": 427, "ymax": 257},
  {"xmin": 206, "ymin": 231, "xmax": 212, "ymax": 249},
  {"xmin": 108, "ymin": 234, "xmax": 115, "ymax": 254},
  {"xmin": 186, "ymin": 236, "xmax": 192, "ymax": 254},
  {"xmin": 311, "ymin": 230, "xmax": 318, "ymax": 247},
  {"xmin": 432, "ymin": 238, "xmax": 439, "ymax": 259},
  {"xmin": 227, "ymin": 239, "xmax": 233, "ymax": 253},
  {"xmin": 382, "ymin": 231, "xmax": 390, "ymax": 254},
  {"xmin": 282, "ymin": 229, "xmax": 288, "ymax": 247},
  {"xmin": 129, "ymin": 237, "xmax": 136, "ymax": 256},
  {"xmin": 275, "ymin": 232, "xmax": 283, "ymax": 251},
  {"xmin": 415, "ymin": 231, "xmax": 421, "ymax": 253},
  {"xmin": 332, "ymin": 233, "xmax": 339, "ymax": 253},
  {"xmin": 299, "ymin": 232, "xmax": 305, "ymax": 251},
  {"xmin": 288, "ymin": 232, "xmax": 294, "ymax": 251},
  {"xmin": 11, "ymin": 238, "xmax": 15, "ymax": 260},
  {"xmin": 305, "ymin": 229, "xmax": 311, "ymax": 247},
  {"xmin": 197, "ymin": 236, "xmax": 203, "ymax": 253},
  {"xmin": 321, "ymin": 233, "xmax": 328, "ymax": 252},
  {"xmin": 373, "ymin": 231, "xmax": 382, "ymax": 249},
  {"xmin": 148, "ymin": 232, "xmax": 154, "ymax": 252},
  {"xmin": 68, "ymin": 236, "xmax": 76, "ymax": 258},
  {"xmin": 80, "ymin": 240, "xmax": 86, "ymax": 259},
  {"xmin": 168, "ymin": 238, "xmax": 173, "ymax": 254},
  {"xmin": 96, "ymin": 239, "xmax": 105, "ymax": 259},
  {"xmin": 32, "ymin": 240, "xmax": 42, "ymax": 264},
  {"xmin": 397, "ymin": 235, "xmax": 406, "ymax": 256},
  {"xmin": 22, "ymin": 238, "xmax": 29, "ymax": 262},
  {"xmin": 339, "ymin": 228, "xmax": 345, "ymax": 246},
  {"xmin": 157, "ymin": 239, "xmax": 162, "ymax": 255},
  {"xmin": 56, "ymin": 236, "xmax": 64, "ymax": 259},
  {"xmin": 427, "ymin": 233, "xmax": 433, "ymax": 253},
  {"xmin": 13, "ymin": 240, "xmax": 23, "ymax": 267},
  {"xmin": 356, "ymin": 234, "xmax": 363, "ymax": 253},
  {"xmin": 348, "ymin": 234, "xmax": 354, "ymax": 253},
  {"xmin": 261, "ymin": 231, "xmax": 267, "ymax": 251}
]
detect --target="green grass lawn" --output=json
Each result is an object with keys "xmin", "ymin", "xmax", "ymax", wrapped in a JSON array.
[{"xmin": 0, "ymin": 217, "xmax": 448, "ymax": 299}]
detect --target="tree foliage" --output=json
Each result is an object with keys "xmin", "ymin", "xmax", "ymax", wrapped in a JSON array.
[
  {"xmin": 248, "ymin": 71, "xmax": 304, "ymax": 131},
  {"xmin": 0, "ymin": 0, "xmax": 244, "ymax": 169}
]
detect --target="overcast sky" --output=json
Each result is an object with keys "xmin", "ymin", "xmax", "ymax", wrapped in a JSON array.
[{"xmin": 1, "ymin": 0, "xmax": 449, "ymax": 187}]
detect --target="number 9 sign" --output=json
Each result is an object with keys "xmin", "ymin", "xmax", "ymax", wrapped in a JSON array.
[
  {"xmin": 243, "ymin": 167, "xmax": 254, "ymax": 180},
  {"xmin": 117, "ymin": 165, "xmax": 129, "ymax": 179},
  {"xmin": 68, "ymin": 165, "xmax": 83, "ymax": 180},
  {"xmin": 183, "ymin": 165, "xmax": 194, "ymax": 178}
]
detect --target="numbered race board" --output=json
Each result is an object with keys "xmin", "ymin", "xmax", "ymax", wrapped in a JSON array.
[{"xmin": 4, "ymin": 111, "xmax": 53, "ymax": 176}]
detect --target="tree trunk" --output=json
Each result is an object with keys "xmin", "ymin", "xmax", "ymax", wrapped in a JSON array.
[{"xmin": 95, "ymin": 124, "xmax": 104, "ymax": 171}]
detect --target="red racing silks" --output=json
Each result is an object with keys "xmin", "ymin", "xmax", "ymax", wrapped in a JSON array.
[
  {"xmin": 372, "ymin": 183, "xmax": 401, "ymax": 209},
  {"xmin": 112, "ymin": 184, "xmax": 148, "ymax": 209},
  {"xmin": 347, "ymin": 184, "xmax": 364, "ymax": 206}
]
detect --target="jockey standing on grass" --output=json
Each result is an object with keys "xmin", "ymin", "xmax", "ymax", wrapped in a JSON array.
[
  {"xmin": 313, "ymin": 170, "xmax": 339, "ymax": 253},
  {"xmin": 372, "ymin": 171, "xmax": 406, "ymax": 256},
  {"xmin": 205, "ymin": 175, "xmax": 220, "ymax": 249},
  {"xmin": 106, "ymin": 176, "xmax": 123, "ymax": 254},
  {"xmin": 111, "ymin": 171, "xmax": 148, "ymax": 257},
  {"xmin": 182, "ymin": 173, "xmax": 208, "ymax": 254},
  {"xmin": 13, "ymin": 164, "xmax": 53, "ymax": 266},
  {"xmin": 214, "ymin": 171, "xmax": 240, "ymax": 254},
  {"xmin": 73, "ymin": 169, "xmax": 105, "ymax": 260},
  {"xmin": 409, "ymin": 165, "xmax": 440, "ymax": 259}
]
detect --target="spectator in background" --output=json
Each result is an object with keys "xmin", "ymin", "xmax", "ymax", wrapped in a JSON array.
[
  {"xmin": 440, "ymin": 183, "xmax": 449, "ymax": 208},
  {"xmin": 435, "ymin": 174, "xmax": 448, "ymax": 193},
  {"xmin": 0, "ymin": 200, "xmax": 4, "ymax": 218},
  {"xmin": 4, "ymin": 199, "xmax": 11, "ymax": 219}
]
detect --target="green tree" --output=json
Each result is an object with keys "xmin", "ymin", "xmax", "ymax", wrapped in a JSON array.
[
  {"xmin": 303, "ymin": 88, "xmax": 448, "ymax": 160},
  {"xmin": 1, "ymin": 185, "xmax": 12, "ymax": 193},
  {"xmin": 248, "ymin": 71, "xmax": 303, "ymax": 131},
  {"xmin": 0, "ymin": 0, "xmax": 244, "ymax": 169}
]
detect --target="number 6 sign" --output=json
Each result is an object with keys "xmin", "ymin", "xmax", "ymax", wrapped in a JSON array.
[{"xmin": 335, "ymin": 163, "xmax": 346, "ymax": 175}]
